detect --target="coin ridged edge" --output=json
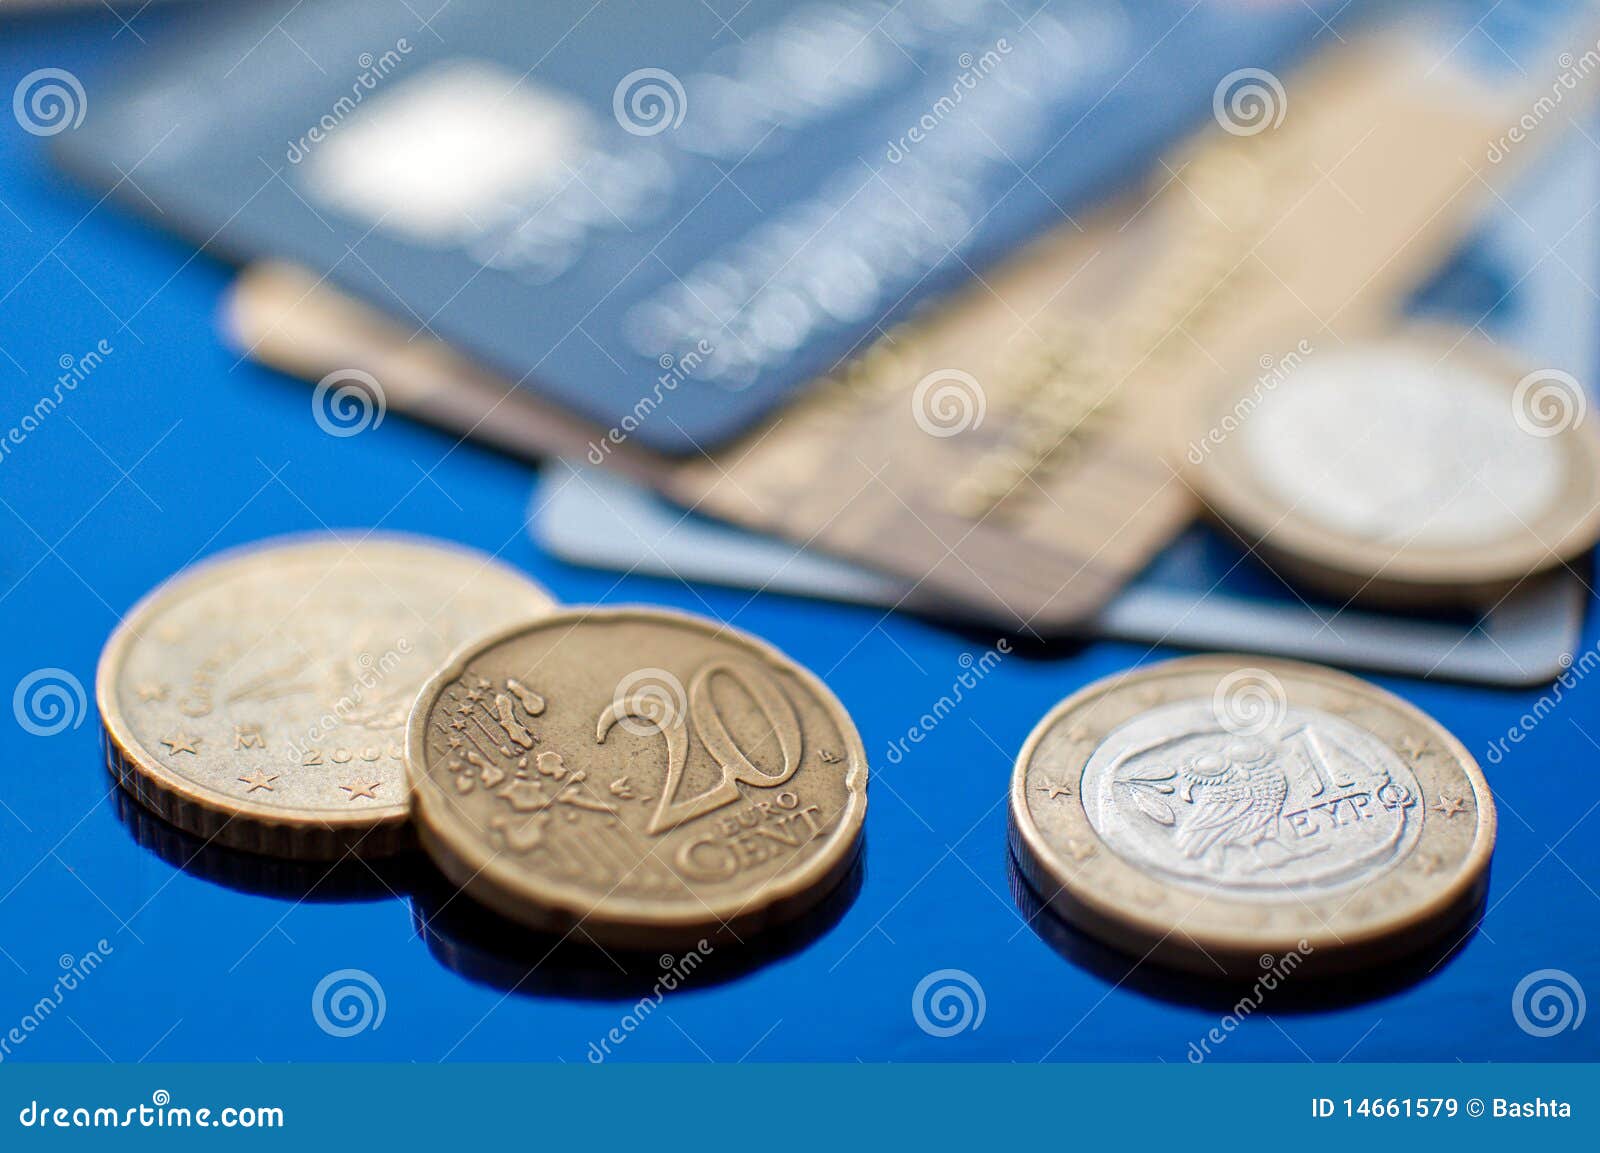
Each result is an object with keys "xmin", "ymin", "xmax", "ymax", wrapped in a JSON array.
[
  {"xmin": 1007, "ymin": 654, "xmax": 1496, "ymax": 975},
  {"xmin": 102, "ymin": 732, "xmax": 414, "ymax": 859},
  {"xmin": 404, "ymin": 605, "xmax": 868, "ymax": 948}
]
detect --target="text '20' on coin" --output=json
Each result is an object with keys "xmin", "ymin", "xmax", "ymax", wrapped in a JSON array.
[
  {"xmin": 1009, "ymin": 655, "xmax": 1495, "ymax": 975},
  {"xmin": 1193, "ymin": 327, "xmax": 1600, "ymax": 605},
  {"xmin": 97, "ymin": 534, "xmax": 556, "ymax": 859},
  {"xmin": 406, "ymin": 607, "xmax": 867, "ymax": 948}
]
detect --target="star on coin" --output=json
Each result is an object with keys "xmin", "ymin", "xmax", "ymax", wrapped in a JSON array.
[
  {"xmin": 1398, "ymin": 735, "xmax": 1428, "ymax": 761},
  {"xmin": 238, "ymin": 769, "xmax": 278, "ymax": 793},
  {"xmin": 1035, "ymin": 778, "xmax": 1074, "ymax": 801},
  {"xmin": 1434, "ymin": 793, "xmax": 1467, "ymax": 818},
  {"xmin": 1064, "ymin": 838, "xmax": 1096, "ymax": 862},
  {"xmin": 135, "ymin": 682, "xmax": 167, "ymax": 702},
  {"xmin": 339, "ymin": 780, "xmax": 381, "ymax": 801},
  {"xmin": 160, "ymin": 730, "xmax": 202, "ymax": 756}
]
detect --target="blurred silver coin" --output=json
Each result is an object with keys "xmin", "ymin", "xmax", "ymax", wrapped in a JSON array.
[
  {"xmin": 1193, "ymin": 326, "xmax": 1600, "ymax": 606},
  {"xmin": 1009, "ymin": 655, "xmax": 1495, "ymax": 975}
]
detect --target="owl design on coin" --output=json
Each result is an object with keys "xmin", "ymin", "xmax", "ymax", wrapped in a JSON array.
[
  {"xmin": 1119, "ymin": 735, "xmax": 1309, "ymax": 872},
  {"xmin": 1169, "ymin": 738, "xmax": 1290, "ymax": 864}
]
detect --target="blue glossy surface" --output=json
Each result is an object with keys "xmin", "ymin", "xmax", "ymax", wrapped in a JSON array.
[{"xmin": 2, "ymin": 8, "xmax": 1598, "ymax": 1064}]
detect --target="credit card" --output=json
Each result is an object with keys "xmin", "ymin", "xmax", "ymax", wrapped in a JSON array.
[
  {"xmin": 55, "ymin": 0, "xmax": 1346, "ymax": 453},
  {"xmin": 658, "ymin": 6, "xmax": 1600, "ymax": 629},
  {"xmin": 223, "ymin": 4, "xmax": 1600, "ymax": 631},
  {"xmin": 525, "ymin": 82, "xmax": 1600, "ymax": 685},
  {"xmin": 529, "ymin": 459, "xmax": 1586, "ymax": 687}
]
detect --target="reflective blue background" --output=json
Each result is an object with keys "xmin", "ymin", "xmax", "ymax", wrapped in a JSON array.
[{"xmin": 2, "ymin": 7, "xmax": 1598, "ymax": 1063}]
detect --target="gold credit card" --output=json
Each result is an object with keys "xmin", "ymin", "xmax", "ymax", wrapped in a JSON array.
[{"xmin": 224, "ymin": 24, "xmax": 1584, "ymax": 631}]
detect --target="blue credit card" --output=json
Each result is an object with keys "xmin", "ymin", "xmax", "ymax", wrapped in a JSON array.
[{"xmin": 54, "ymin": 0, "xmax": 1353, "ymax": 452}]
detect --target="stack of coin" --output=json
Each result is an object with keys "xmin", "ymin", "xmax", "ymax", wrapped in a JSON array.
[
  {"xmin": 98, "ymin": 534, "xmax": 868, "ymax": 947},
  {"xmin": 1008, "ymin": 655, "xmax": 1495, "ymax": 975},
  {"xmin": 1192, "ymin": 326, "xmax": 1600, "ymax": 607}
]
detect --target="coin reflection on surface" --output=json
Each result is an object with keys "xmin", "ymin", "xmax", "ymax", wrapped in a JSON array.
[
  {"xmin": 1006, "ymin": 850, "xmax": 1484, "ymax": 1012},
  {"xmin": 409, "ymin": 845, "xmax": 864, "ymax": 1000}
]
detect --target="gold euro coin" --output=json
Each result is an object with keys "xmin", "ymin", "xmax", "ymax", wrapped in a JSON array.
[
  {"xmin": 1009, "ymin": 655, "xmax": 1494, "ymax": 975},
  {"xmin": 1192, "ymin": 326, "xmax": 1600, "ymax": 606},
  {"xmin": 97, "ymin": 534, "xmax": 555, "ymax": 858},
  {"xmin": 406, "ymin": 607, "xmax": 867, "ymax": 947}
]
